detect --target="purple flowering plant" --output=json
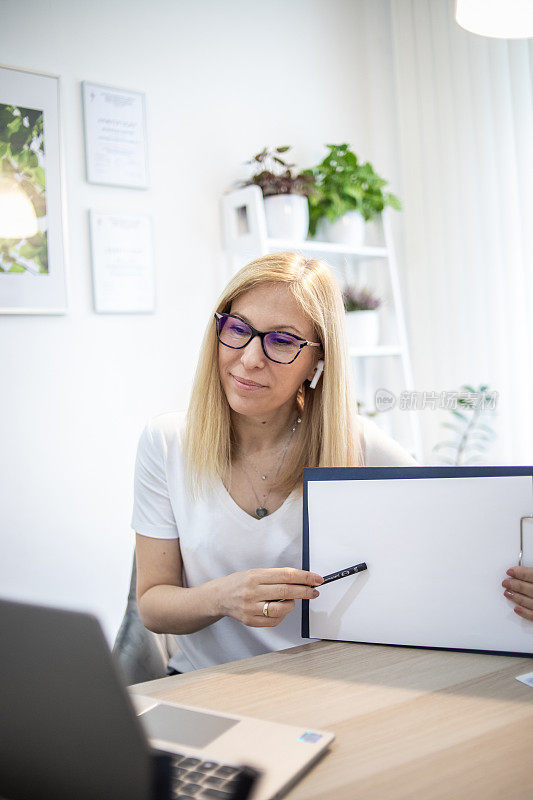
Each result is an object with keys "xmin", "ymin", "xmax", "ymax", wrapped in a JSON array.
[{"xmin": 342, "ymin": 285, "xmax": 382, "ymax": 312}]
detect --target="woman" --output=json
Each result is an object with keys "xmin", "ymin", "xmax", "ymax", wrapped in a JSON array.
[{"xmin": 131, "ymin": 252, "xmax": 533, "ymax": 675}]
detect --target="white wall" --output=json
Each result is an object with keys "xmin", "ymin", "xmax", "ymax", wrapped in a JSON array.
[{"xmin": 0, "ymin": 0, "xmax": 380, "ymax": 642}]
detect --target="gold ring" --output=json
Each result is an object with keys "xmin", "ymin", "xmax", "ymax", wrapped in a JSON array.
[{"xmin": 262, "ymin": 601, "xmax": 270, "ymax": 617}]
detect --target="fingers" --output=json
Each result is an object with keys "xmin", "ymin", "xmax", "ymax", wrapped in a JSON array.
[
  {"xmin": 252, "ymin": 567, "xmax": 324, "ymax": 587},
  {"xmin": 229, "ymin": 568, "xmax": 322, "ymax": 629},
  {"xmin": 502, "ymin": 575, "xmax": 533, "ymax": 600},
  {"xmin": 259, "ymin": 599, "xmax": 295, "ymax": 619},
  {"xmin": 503, "ymin": 567, "xmax": 533, "ymax": 621},
  {"xmin": 240, "ymin": 600, "xmax": 295, "ymax": 628},
  {"xmin": 512, "ymin": 603, "xmax": 533, "ymax": 621},
  {"xmin": 506, "ymin": 565, "xmax": 533, "ymax": 583},
  {"xmin": 504, "ymin": 589, "xmax": 533, "ymax": 611},
  {"xmin": 261, "ymin": 584, "xmax": 320, "ymax": 601}
]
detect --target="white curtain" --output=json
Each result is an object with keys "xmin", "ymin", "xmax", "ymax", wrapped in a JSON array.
[{"xmin": 371, "ymin": 0, "xmax": 533, "ymax": 463}]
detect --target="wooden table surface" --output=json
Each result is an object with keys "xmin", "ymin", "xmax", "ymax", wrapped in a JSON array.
[{"xmin": 131, "ymin": 641, "xmax": 533, "ymax": 800}]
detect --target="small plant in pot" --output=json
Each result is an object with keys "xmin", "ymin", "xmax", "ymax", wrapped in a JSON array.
[
  {"xmin": 303, "ymin": 143, "xmax": 401, "ymax": 247},
  {"xmin": 240, "ymin": 146, "xmax": 315, "ymax": 240},
  {"xmin": 433, "ymin": 384, "xmax": 497, "ymax": 466},
  {"xmin": 342, "ymin": 286, "xmax": 382, "ymax": 348}
]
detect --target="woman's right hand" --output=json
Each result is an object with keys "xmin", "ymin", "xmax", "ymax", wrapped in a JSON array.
[{"xmin": 213, "ymin": 567, "xmax": 324, "ymax": 627}]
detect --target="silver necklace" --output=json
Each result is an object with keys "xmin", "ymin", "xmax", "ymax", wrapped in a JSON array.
[
  {"xmin": 238, "ymin": 417, "xmax": 301, "ymax": 519},
  {"xmin": 245, "ymin": 416, "xmax": 302, "ymax": 481}
]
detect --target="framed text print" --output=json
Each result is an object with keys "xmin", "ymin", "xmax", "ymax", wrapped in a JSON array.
[
  {"xmin": 89, "ymin": 211, "xmax": 155, "ymax": 313},
  {"xmin": 0, "ymin": 65, "xmax": 68, "ymax": 314},
  {"xmin": 82, "ymin": 82, "xmax": 149, "ymax": 188}
]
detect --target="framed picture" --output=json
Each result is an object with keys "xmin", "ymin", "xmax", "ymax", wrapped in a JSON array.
[
  {"xmin": 82, "ymin": 82, "xmax": 149, "ymax": 189},
  {"xmin": 89, "ymin": 211, "xmax": 155, "ymax": 313},
  {"xmin": 0, "ymin": 64, "xmax": 68, "ymax": 314}
]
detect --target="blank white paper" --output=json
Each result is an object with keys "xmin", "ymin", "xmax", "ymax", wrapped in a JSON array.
[{"xmin": 307, "ymin": 475, "xmax": 533, "ymax": 654}]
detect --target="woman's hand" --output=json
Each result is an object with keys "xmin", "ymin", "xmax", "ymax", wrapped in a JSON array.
[
  {"xmin": 502, "ymin": 566, "xmax": 533, "ymax": 621},
  {"xmin": 213, "ymin": 567, "xmax": 324, "ymax": 628}
]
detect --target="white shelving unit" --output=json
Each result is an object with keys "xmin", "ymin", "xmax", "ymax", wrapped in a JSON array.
[{"xmin": 221, "ymin": 185, "xmax": 422, "ymax": 461}]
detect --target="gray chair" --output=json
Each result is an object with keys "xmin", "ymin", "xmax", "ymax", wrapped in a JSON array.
[{"xmin": 112, "ymin": 552, "xmax": 178, "ymax": 685}]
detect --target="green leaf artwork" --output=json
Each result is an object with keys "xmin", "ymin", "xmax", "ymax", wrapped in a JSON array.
[{"xmin": 0, "ymin": 103, "xmax": 48, "ymax": 275}]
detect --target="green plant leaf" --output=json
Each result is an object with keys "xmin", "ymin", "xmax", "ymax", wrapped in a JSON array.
[
  {"xmin": 0, "ymin": 105, "xmax": 14, "ymax": 128},
  {"xmin": 343, "ymin": 183, "xmax": 362, "ymax": 200},
  {"xmin": 6, "ymin": 116, "xmax": 22, "ymax": 135},
  {"xmin": 465, "ymin": 441, "xmax": 490, "ymax": 452},
  {"xmin": 476, "ymin": 423, "xmax": 496, "ymax": 434},
  {"xmin": 32, "ymin": 166, "xmax": 46, "ymax": 189},
  {"xmin": 387, "ymin": 193, "xmax": 402, "ymax": 210},
  {"xmin": 441, "ymin": 422, "xmax": 461, "ymax": 432},
  {"xmin": 26, "ymin": 231, "xmax": 46, "ymax": 248},
  {"xmin": 451, "ymin": 410, "xmax": 468, "ymax": 421},
  {"xmin": 344, "ymin": 151, "xmax": 358, "ymax": 168},
  {"xmin": 468, "ymin": 431, "xmax": 494, "ymax": 445},
  {"xmin": 17, "ymin": 244, "xmax": 39, "ymax": 259}
]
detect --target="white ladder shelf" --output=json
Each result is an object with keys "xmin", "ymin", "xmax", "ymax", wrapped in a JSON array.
[{"xmin": 221, "ymin": 185, "xmax": 423, "ymax": 462}]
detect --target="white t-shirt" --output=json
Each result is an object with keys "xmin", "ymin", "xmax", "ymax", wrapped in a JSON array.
[{"xmin": 131, "ymin": 411, "xmax": 417, "ymax": 673}]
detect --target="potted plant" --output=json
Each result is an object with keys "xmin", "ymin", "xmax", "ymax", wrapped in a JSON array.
[
  {"xmin": 303, "ymin": 144, "xmax": 401, "ymax": 247},
  {"xmin": 342, "ymin": 286, "xmax": 382, "ymax": 347},
  {"xmin": 433, "ymin": 384, "xmax": 497, "ymax": 466},
  {"xmin": 240, "ymin": 146, "xmax": 315, "ymax": 240}
]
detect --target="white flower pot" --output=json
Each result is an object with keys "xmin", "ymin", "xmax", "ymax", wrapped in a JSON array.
[
  {"xmin": 322, "ymin": 210, "xmax": 365, "ymax": 247},
  {"xmin": 263, "ymin": 194, "xmax": 309, "ymax": 240},
  {"xmin": 345, "ymin": 310, "xmax": 380, "ymax": 348}
]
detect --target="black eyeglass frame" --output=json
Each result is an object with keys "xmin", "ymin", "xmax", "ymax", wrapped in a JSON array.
[{"xmin": 214, "ymin": 312, "xmax": 322, "ymax": 365}]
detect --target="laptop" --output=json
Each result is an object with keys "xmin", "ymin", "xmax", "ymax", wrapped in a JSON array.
[{"xmin": 0, "ymin": 599, "xmax": 334, "ymax": 800}]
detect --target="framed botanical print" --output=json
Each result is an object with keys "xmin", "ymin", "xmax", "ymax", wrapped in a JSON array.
[{"xmin": 0, "ymin": 64, "xmax": 67, "ymax": 314}]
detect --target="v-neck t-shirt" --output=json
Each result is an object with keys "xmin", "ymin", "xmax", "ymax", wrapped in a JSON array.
[{"xmin": 131, "ymin": 410, "xmax": 417, "ymax": 673}]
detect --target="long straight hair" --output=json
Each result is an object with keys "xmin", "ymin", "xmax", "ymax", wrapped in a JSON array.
[{"xmin": 183, "ymin": 252, "xmax": 364, "ymax": 497}]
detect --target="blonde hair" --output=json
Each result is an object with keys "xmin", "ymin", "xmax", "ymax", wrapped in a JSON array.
[{"xmin": 183, "ymin": 252, "xmax": 364, "ymax": 497}]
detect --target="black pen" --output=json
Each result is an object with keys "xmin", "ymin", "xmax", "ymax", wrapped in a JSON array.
[{"xmin": 321, "ymin": 562, "xmax": 367, "ymax": 584}]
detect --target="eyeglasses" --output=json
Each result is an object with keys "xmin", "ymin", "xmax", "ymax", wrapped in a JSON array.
[{"xmin": 214, "ymin": 312, "xmax": 321, "ymax": 365}]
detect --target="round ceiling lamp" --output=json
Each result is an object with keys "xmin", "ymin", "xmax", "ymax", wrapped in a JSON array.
[{"xmin": 456, "ymin": 0, "xmax": 533, "ymax": 38}]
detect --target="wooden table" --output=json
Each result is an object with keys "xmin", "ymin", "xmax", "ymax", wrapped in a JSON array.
[{"xmin": 131, "ymin": 641, "xmax": 533, "ymax": 799}]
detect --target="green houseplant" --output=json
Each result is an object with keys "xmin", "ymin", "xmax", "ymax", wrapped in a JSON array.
[
  {"xmin": 240, "ymin": 146, "xmax": 315, "ymax": 240},
  {"xmin": 303, "ymin": 143, "xmax": 401, "ymax": 245},
  {"xmin": 433, "ymin": 384, "xmax": 497, "ymax": 466}
]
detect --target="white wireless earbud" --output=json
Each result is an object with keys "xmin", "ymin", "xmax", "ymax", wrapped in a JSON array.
[{"xmin": 309, "ymin": 359, "xmax": 325, "ymax": 389}]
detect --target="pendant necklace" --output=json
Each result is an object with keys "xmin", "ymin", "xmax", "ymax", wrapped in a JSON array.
[{"xmin": 238, "ymin": 416, "xmax": 301, "ymax": 519}]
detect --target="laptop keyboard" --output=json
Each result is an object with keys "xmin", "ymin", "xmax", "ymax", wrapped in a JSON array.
[{"xmin": 170, "ymin": 753, "xmax": 251, "ymax": 799}]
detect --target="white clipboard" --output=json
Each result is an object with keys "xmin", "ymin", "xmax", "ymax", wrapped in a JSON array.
[{"xmin": 302, "ymin": 466, "xmax": 533, "ymax": 656}]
